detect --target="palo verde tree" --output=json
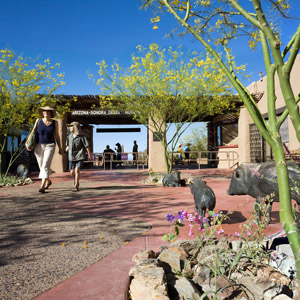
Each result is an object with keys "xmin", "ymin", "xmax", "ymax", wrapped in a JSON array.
[
  {"xmin": 0, "ymin": 49, "xmax": 70, "ymax": 177},
  {"xmin": 95, "ymin": 43, "xmax": 242, "ymax": 173},
  {"xmin": 141, "ymin": 0, "xmax": 300, "ymax": 277}
]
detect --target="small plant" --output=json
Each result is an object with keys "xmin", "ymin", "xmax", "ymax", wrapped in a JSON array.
[
  {"xmin": 162, "ymin": 198, "xmax": 277, "ymax": 299},
  {"xmin": 0, "ymin": 175, "xmax": 32, "ymax": 187}
]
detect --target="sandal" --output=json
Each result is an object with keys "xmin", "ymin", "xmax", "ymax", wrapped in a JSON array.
[
  {"xmin": 39, "ymin": 187, "xmax": 46, "ymax": 193},
  {"xmin": 45, "ymin": 180, "xmax": 52, "ymax": 189},
  {"xmin": 72, "ymin": 185, "xmax": 80, "ymax": 192}
]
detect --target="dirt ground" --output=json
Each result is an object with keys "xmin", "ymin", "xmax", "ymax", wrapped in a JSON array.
[{"xmin": 0, "ymin": 179, "xmax": 151, "ymax": 300}]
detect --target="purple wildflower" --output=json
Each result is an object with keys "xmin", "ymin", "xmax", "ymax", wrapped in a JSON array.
[
  {"xmin": 177, "ymin": 211, "xmax": 185, "ymax": 222},
  {"xmin": 166, "ymin": 214, "xmax": 175, "ymax": 223}
]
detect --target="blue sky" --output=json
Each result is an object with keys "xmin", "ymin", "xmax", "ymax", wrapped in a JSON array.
[{"xmin": 1, "ymin": 0, "xmax": 299, "ymax": 152}]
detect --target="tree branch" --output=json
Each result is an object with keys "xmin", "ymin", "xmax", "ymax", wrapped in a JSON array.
[
  {"xmin": 229, "ymin": 0, "xmax": 260, "ymax": 28},
  {"xmin": 285, "ymin": 25, "xmax": 300, "ymax": 74}
]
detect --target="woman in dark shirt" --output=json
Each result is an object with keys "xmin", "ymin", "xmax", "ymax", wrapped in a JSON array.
[{"xmin": 26, "ymin": 106, "xmax": 63, "ymax": 193}]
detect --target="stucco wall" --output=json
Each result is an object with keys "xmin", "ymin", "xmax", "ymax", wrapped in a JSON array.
[
  {"xmin": 51, "ymin": 118, "xmax": 68, "ymax": 173},
  {"xmin": 238, "ymin": 55, "xmax": 300, "ymax": 164},
  {"xmin": 148, "ymin": 119, "xmax": 167, "ymax": 173}
]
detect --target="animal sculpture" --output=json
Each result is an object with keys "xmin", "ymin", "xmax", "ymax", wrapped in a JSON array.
[
  {"xmin": 190, "ymin": 177, "xmax": 216, "ymax": 222},
  {"xmin": 16, "ymin": 164, "xmax": 29, "ymax": 179},
  {"xmin": 162, "ymin": 170, "xmax": 186, "ymax": 187},
  {"xmin": 227, "ymin": 161, "xmax": 300, "ymax": 223}
]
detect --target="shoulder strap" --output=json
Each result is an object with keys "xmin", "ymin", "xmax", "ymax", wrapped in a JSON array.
[{"xmin": 26, "ymin": 118, "xmax": 40, "ymax": 142}]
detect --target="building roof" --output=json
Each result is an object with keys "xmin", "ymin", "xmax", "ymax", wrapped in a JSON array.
[{"xmin": 60, "ymin": 95, "xmax": 242, "ymax": 126}]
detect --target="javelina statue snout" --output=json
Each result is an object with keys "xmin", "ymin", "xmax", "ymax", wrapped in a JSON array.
[
  {"xmin": 162, "ymin": 170, "xmax": 186, "ymax": 187},
  {"xmin": 190, "ymin": 177, "xmax": 216, "ymax": 222},
  {"xmin": 227, "ymin": 161, "xmax": 300, "ymax": 223}
]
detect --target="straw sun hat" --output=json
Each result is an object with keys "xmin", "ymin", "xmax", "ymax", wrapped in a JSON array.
[
  {"xmin": 67, "ymin": 121, "xmax": 81, "ymax": 135},
  {"xmin": 38, "ymin": 106, "xmax": 56, "ymax": 118}
]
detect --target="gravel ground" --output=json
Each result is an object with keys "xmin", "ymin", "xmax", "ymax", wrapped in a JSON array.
[{"xmin": 0, "ymin": 179, "xmax": 151, "ymax": 300}]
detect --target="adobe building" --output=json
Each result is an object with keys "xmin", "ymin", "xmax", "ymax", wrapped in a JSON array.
[
  {"xmin": 210, "ymin": 54, "xmax": 300, "ymax": 167},
  {"xmin": 4, "ymin": 54, "xmax": 300, "ymax": 174}
]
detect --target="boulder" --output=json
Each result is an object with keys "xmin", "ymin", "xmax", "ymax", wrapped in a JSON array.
[
  {"xmin": 158, "ymin": 247, "xmax": 187, "ymax": 273},
  {"xmin": 129, "ymin": 267, "xmax": 168, "ymax": 300},
  {"xmin": 173, "ymin": 277, "xmax": 202, "ymax": 300}
]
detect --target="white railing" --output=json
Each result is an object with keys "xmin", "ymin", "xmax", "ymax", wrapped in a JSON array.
[
  {"xmin": 85, "ymin": 150, "xmax": 238, "ymax": 171},
  {"xmin": 172, "ymin": 150, "xmax": 239, "ymax": 169}
]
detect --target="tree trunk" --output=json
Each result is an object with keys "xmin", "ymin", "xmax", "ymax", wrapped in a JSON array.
[{"xmin": 273, "ymin": 145, "xmax": 300, "ymax": 278}]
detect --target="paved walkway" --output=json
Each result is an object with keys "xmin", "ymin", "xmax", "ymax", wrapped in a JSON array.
[{"xmin": 32, "ymin": 167, "xmax": 284, "ymax": 300}]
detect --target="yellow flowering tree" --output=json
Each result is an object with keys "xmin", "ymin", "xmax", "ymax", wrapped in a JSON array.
[
  {"xmin": 141, "ymin": 0, "xmax": 300, "ymax": 277},
  {"xmin": 0, "ymin": 49, "xmax": 70, "ymax": 177},
  {"xmin": 96, "ymin": 44, "xmax": 241, "ymax": 172}
]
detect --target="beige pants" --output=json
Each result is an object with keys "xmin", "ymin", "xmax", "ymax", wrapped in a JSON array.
[{"xmin": 34, "ymin": 143, "xmax": 56, "ymax": 179}]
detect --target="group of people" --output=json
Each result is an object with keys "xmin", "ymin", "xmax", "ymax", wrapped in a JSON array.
[
  {"xmin": 25, "ymin": 106, "xmax": 140, "ymax": 193},
  {"xmin": 25, "ymin": 106, "xmax": 92, "ymax": 193},
  {"xmin": 102, "ymin": 140, "xmax": 138, "ymax": 167},
  {"xmin": 177, "ymin": 143, "xmax": 191, "ymax": 163}
]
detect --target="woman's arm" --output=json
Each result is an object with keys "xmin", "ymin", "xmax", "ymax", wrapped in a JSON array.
[
  {"xmin": 86, "ymin": 146, "xmax": 92, "ymax": 160},
  {"xmin": 54, "ymin": 121, "xmax": 63, "ymax": 154}
]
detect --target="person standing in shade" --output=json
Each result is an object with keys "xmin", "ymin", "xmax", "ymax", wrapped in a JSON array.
[
  {"xmin": 103, "ymin": 145, "xmax": 115, "ymax": 169},
  {"xmin": 25, "ymin": 106, "xmax": 63, "ymax": 193},
  {"xmin": 177, "ymin": 144, "xmax": 183, "ymax": 164},
  {"xmin": 115, "ymin": 142, "xmax": 122, "ymax": 166},
  {"xmin": 66, "ymin": 122, "xmax": 92, "ymax": 192},
  {"xmin": 132, "ymin": 140, "xmax": 138, "ymax": 166},
  {"xmin": 184, "ymin": 143, "xmax": 191, "ymax": 164}
]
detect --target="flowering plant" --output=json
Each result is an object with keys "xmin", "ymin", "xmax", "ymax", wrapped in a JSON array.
[
  {"xmin": 162, "ymin": 210, "xmax": 228, "ymax": 242},
  {"xmin": 162, "ymin": 200, "xmax": 277, "ymax": 277}
]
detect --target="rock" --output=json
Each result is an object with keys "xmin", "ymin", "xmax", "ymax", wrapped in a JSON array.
[
  {"xmin": 231, "ymin": 240, "xmax": 243, "ymax": 251},
  {"xmin": 173, "ymin": 277, "xmax": 202, "ymax": 300},
  {"xmin": 192, "ymin": 264, "xmax": 211, "ymax": 285},
  {"xmin": 132, "ymin": 249, "xmax": 156, "ymax": 264},
  {"xmin": 255, "ymin": 265, "xmax": 290, "ymax": 286},
  {"xmin": 158, "ymin": 247, "xmax": 187, "ymax": 273},
  {"xmin": 216, "ymin": 237, "xmax": 232, "ymax": 250},
  {"xmin": 169, "ymin": 239, "xmax": 202, "ymax": 258},
  {"xmin": 198, "ymin": 273, "xmax": 241, "ymax": 300},
  {"xmin": 238, "ymin": 276, "xmax": 285, "ymax": 300},
  {"xmin": 272, "ymin": 295, "xmax": 293, "ymax": 300},
  {"xmin": 269, "ymin": 251, "xmax": 296, "ymax": 279},
  {"xmin": 129, "ymin": 258, "xmax": 161, "ymax": 277},
  {"xmin": 129, "ymin": 241, "xmax": 297, "ymax": 300},
  {"xmin": 129, "ymin": 267, "xmax": 169, "ymax": 300},
  {"xmin": 291, "ymin": 279, "xmax": 300, "ymax": 300}
]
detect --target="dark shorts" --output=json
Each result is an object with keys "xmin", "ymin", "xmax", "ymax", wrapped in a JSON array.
[{"xmin": 69, "ymin": 160, "xmax": 84, "ymax": 170}]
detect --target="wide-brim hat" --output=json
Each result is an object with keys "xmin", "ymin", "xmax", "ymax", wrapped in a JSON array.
[
  {"xmin": 38, "ymin": 106, "xmax": 56, "ymax": 118},
  {"xmin": 67, "ymin": 121, "xmax": 81, "ymax": 135}
]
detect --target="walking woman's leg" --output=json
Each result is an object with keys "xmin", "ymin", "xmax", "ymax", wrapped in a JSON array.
[
  {"xmin": 39, "ymin": 144, "xmax": 55, "ymax": 192},
  {"xmin": 34, "ymin": 144, "xmax": 47, "ymax": 192}
]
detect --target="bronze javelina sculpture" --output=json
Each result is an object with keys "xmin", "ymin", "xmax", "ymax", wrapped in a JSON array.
[
  {"xmin": 162, "ymin": 170, "xmax": 186, "ymax": 187},
  {"xmin": 190, "ymin": 177, "xmax": 216, "ymax": 222},
  {"xmin": 227, "ymin": 161, "xmax": 300, "ymax": 223}
]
